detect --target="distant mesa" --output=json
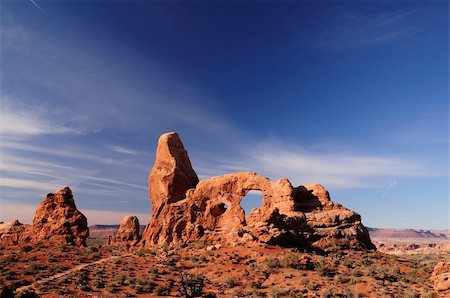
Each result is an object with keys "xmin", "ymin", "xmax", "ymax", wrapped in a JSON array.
[
  {"xmin": 0, "ymin": 187, "xmax": 88, "ymax": 246},
  {"xmin": 141, "ymin": 132, "xmax": 375, "ymax": 251}
]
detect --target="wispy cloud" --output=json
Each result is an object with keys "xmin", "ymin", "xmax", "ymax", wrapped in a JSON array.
[
  {"xmin": 195, "ymin": 140, "xmax": 443, "ymax": 189},
  {"xmin": 1, "ymin": 14, "xmax": 233, "ymax": 137},
  {"xmin": 313, "ymin": 8, "xmax": 422, "ymax": 50},
  {"xmin": 382, "ymin": 179, "xmax": 398, "ymax": 197},
  {"xmin": 107, "ymin": 145, "xmax": 140, "ymax": 155},
  {"xmin": 0, "ymin": 177, "xmax": 62, "ymax": 191},
  {"xmin": 0, "ymin": 97, "xmax": 81, "ymax": 137},
  {"xmin": 29, "ymin": 0, "xmax": 46, "ymax": 14},
  {"xmin": 1, "ymin": 141, "xmax": 116, "ymax": 165}
]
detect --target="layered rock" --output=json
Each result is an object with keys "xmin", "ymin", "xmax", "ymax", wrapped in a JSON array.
[
  {"xmin": 141, "ymin": 132, "xmax": 375, "ymax": 251},
  {"xmin": 431, "ymin": 262, "xmax": 450, "ymax": 295},
  {"xmin": 109, "ymin": 216, "xmax": 141, "ymax": 246},
  {"xmin": 0, "ymin": 220, "xmax": 30, "ymax": 246},
  {"xmin": 0, "ymin": 187, "xmax": 89, "ymax": 246}
]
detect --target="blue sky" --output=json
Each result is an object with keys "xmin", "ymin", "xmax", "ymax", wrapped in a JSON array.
[{"xmin": 0, "ymin": 0, "xmax": 448, "ymax": 228}]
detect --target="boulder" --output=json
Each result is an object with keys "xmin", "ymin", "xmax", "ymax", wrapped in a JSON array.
[
  {"xmin": 109, "ymin": 216, "xmax": 141, "ymax": 246},
  {"xmin": 141, "ymin": 132, "xmax": 375, "ymax": 251}
]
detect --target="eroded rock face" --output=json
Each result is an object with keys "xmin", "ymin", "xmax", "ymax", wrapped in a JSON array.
[
  {"xmin": 0, "ymin": 220, "xmax": 30, "ymax": 246},
  {"xmin": 148, "ymin": 132, "xmax": 199, "ymax": 215},
  {"xmin": 141, "ymin": 132, "xmax": 375, "ymax": 250},
  {"xmin": 0, "ymin": 187, "xmax": 89, "ymax": 246},
  {"xmin": 109, "ymin": 216, "xmax": 141, "ymax": 246},
  {"xmin": 431, "ymin": 262, "xmax": 450, "ymax": 294}
]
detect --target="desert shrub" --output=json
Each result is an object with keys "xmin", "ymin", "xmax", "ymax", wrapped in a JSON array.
[
  {"xmin": 423, "ymin": 291, "xmax": 438, "ymax": 298},
  {"xmin": 135, "ymin": 248, "xmax": 151, "ymax": 256},
  {"xmin": 79, "ymin": 284, "xmax": 92, "ymax": 292},
  {"xmin": 4, "ymin": 255, "xmax": 17, "ymax": 264},
  {"xmin": 362, "ymin": 258, "xmax": 372, "ymax": 266},
  {"xmin": 154, "ymin": 285, "xmax": 169, "ymax": 296},
  {"xmin": 280, "ymin": 253, "xmax": 299, "ymax": 268},
  {"xmin": 368, "ymin": 265, "xmax": 400, "ymax": 284},
  {"xmin": 75, "ymin": 270, "xmax": 89, "ymax": 286},
  {"xmin": 16, "ymin": 289, "xmax": 38, "ymax": 298},
  {"xmin": 131, "ymin": 277, "xmax": 156, "ymax": 293},
  {"xmin": 403, "ymin": 289, "xmax": 419, "ymax": 298},
  {"xmin": 343, "ymin": 259, "xmax": 353, "ymax": 268},
  {"xmin": 351, "ymin": 270, "xmax": 363, "ymax": 277},
  {"xmin": 316, "ymin": 260, "xmax": 335, "ymax": 277},
  {"xmin": 223, "ymin": 277, "xmax": 240, "ymax": 288},
  {"xmin": 48, "ymin": 256, "xmax": 58, "ymax": 263},
  {"xmin": 307, "ymin": 282, "xmax": 319, "ymax": 290},
  {"xmin": 269, "ymin": 287, "xmax": 290, "ymax": 298},
  {"xmin": 320, "ymin": 289, "xmax": 332, "ymax": 298},
  {"xmin": 178, "ymin": 273, "xmax": 205, "ymax": 297},
  {"xmin": 24, "ymin": 268, "xmax": 37, "ymax": 275},
  {"xmin": 93, "ymin": 279, "xmax": 105, "ymax": 288},
  {"xmin": 335, "ymin": 275, "xmax": 350, "ymax": 284},
  {"xmin": 59, "ymin": 245, "xmax": 69, "ymax": 252},
  {"xmin": 148, "ymin": 267, "xmax": 158, "ymax": 274},
  {"xmin": 4, "ymin": 273, "xmax": 17, "ymax": 281},
  {"xmin": 265, "ymin": 257, "xmax": 280, "ymax": 269},
  {"xmin": 21, "ymin": 245, "xmax": 33, "ymax": 253},
  {"xmin": 113, "ymin": 273, "xmax": 127, "ymax": 286},
  {"xmin": 246, "ymin": 280, "xmax": 260, "ymax": 290},
  {"xmin": 0, "ymin": 286, "xmax": 14, "ymax": 297},
  {"xmin": 163, "ymin": 256, "xmax": 178, "ymax": 268},
  {"xmin": 106, "ymin": 285, "xmax": 119, "ymax": 293}
]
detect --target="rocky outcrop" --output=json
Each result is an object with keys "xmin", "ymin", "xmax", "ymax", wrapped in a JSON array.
[
  {"xmin": 108, "ymin": 216, "xmax": 141, "ymax": 246},
  {"xmin": 0, "ymin": 187, "xmax": 89, "ymax": 246},
  {"xmin": 141, "ymin": 132, "xmax": 375, "ymax": 251},
  {"xmin": 431, "ymin": 262, "xmax": 450, "ymax": 294},
  {"xmin": 0, "ymin": 220, "xmax": 30, "ymax": 246},
  {"xmin": 33, "ymin": 187, "xmax": 89, "ymax": 246},
  {"xmin": 148, "ymin": 132, "xmax": 199, "ymax": 215}
]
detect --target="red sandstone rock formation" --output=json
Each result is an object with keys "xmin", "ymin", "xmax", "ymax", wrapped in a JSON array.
[
  {"xmin": 141, "ymin": 132, "xmax": 375, "ymax": 251},
  {"xmin": 431, "ymin": 262, "xmax": 450, "ymax": 294},
  {"xmin": 0, "ymin": 187, "xmax": 89, "ymax": 246},
  {"xmin": 148, "ymin": 132, "xmax": 199, "ymax": 214},
  {"xmin": 0, "ymin": 220, "xmax": 29, "ymax": 246},
  {"xmin": 108, "ymin": 216, "xmax": 141, "ymax": 246}
]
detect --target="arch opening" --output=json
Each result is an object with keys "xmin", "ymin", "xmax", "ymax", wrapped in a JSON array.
[
  {"xmin": 240, "ymin": 190, "xmax": 264, "ymax": 216},
  {"xmin": 210, "ymin": 202, "xmax": 228, "ymax": 217}
]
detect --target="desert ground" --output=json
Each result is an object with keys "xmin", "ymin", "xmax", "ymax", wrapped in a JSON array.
[{"xmin": 1, "ymin": 226, "xmax": 448, "ymax": 297}]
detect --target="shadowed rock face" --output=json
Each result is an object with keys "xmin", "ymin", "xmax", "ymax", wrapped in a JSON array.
[
  {"xmin": 141, "ymin": 132, "xmax": 375, "ymax": 250},
  {"xmin": 0, "ymin": 187, "xmax": 89, "ymax": 246}
]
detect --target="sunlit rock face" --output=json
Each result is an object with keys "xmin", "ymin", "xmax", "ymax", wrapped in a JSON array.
[
  {"xmin": 431, "ymin": 262, "xmax": 450, "ymax": 295},
  {"xmin": 0, "ymin": 187, "xmax": 89, "ymax": 247},
  {"xmin": 109, "ymin": 216, "xmax": 141, "ymax": 246},
  {"xmin": 141, "ymin": 132, "xmax": 375, "ymax": 251}
]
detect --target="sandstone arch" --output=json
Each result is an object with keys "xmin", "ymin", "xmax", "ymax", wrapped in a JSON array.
[{"xmin": 141, "ymin": 132, "xmax": 375, "ymax": 250}]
